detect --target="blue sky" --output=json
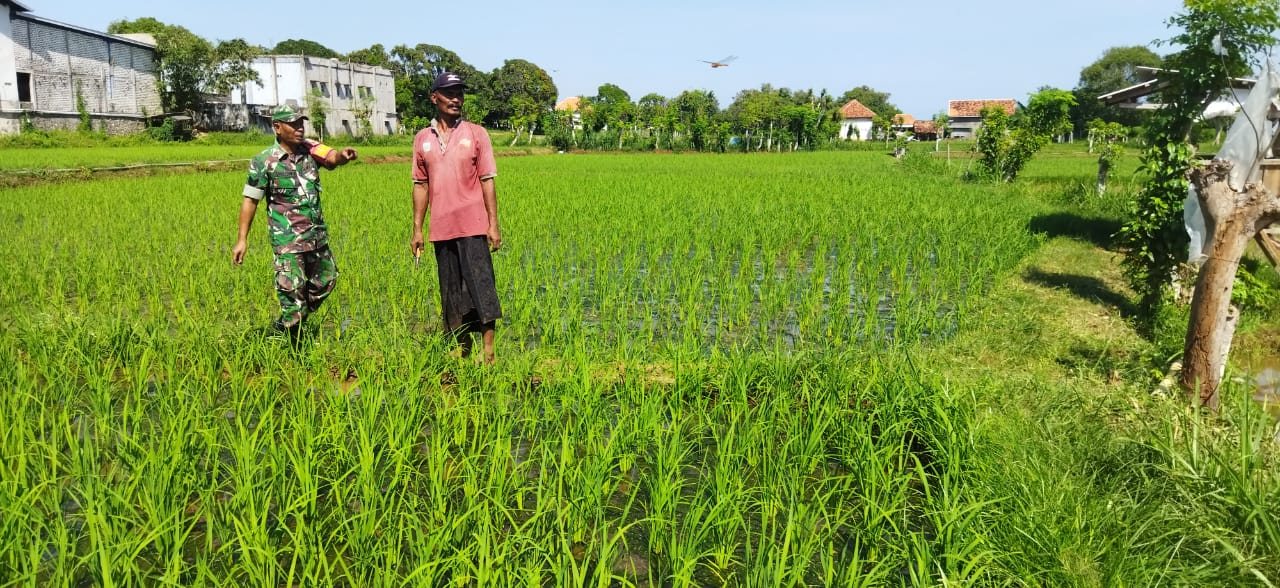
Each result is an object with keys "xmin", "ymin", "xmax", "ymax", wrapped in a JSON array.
[{"xmin": 30, "ymin": 0, "xmax": 1185, "ymax": 117}]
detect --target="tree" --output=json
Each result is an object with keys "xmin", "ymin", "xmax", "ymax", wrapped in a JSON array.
[
  {"xmin": 838, "ymin": 85, "xmax": 900, "ymax": 121},
  {"xmin": 636, "ymin": 93, "xmax": 668, "ymax": 149},
  {"xmin": 1021, "ymin": 87, "xmax": 1077, "ymax": 138},
  {"xmin": 347, "ymin": 44, "xmax": 392, "ymax": 69},
  {"xmin": 976, "ymin": 88, "xmax": 1075, "ymax": 182},
  {"xmin": 1072, "ymin": 45, "xmax": 1163, "ymax": 133},
  {"xmin": 271, "ymin": 39, "xmax": 340, "ymax": 58},
  {"xmin": 932, "ymin": 112, "xmax": 951, "ymax": 151},
  {"xmin": 726, "ymin": 85, "xmax": 784, "ymax": 151},
  {"xmin": 108, "ymin": 17, "xmax": 259, "ymax": 113},
  {"xmin": 1117, "ymin": 0, "xmax": 1280, "ymax": 344},
  {"xmin": 305, "ymin": 88, "xmax": 328, "ymax": 140},
  {"xmin": 669, "ymin": 89, "xmax": 719, "ymax": 151},
  {"xmin": 389, "ymin": 44, "xmax": 485, "ymax": 122},
  {"xmin": 486, "ymin": 59, "xmax": 557, "ymax": 131},
  {"xmin": 1087, "ymin": 119, "xmax": 1127, "ymax": 194},
  {"xmin": 1139, "ymin": 0, "xmax": 1280, "ymax": 409},
  {"xmin": 350, "ymin": 93, "xmax": 376, "ymax": 137}
]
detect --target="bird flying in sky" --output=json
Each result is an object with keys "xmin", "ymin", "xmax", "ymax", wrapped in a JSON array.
[{"xmin": 700, "ymin": 55, "xmax": 738, "ymax": 68}]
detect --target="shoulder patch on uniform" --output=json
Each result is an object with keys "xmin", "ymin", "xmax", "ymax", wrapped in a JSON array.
[
  {"xmin": 460, "ymin": 138, "xmax": 472, "ymax": 148},
  {"xmin": 421, "ymin": 140, "xmax": 432, "ymax": 153},
  {"xmin": 310, "ymin": 143, "xmax": 334, "ymax": 159}
]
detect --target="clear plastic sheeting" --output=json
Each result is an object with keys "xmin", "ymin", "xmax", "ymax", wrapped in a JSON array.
[
  {"xmin": 1185, "ymin": 185, "xmax": 1208, "ymax": 263},
  {"xmin": 1186, "ymin": 61, "xmax": 1280, "ymax": 262},
  {"xmin": 1216, "ymin": 60, "xmax": 1280, "ymax": 191}
]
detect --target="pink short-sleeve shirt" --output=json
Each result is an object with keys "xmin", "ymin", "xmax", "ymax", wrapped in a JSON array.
[{"xmin": 412, "ymin": 120, "xmax": 497, "ymax": 242}]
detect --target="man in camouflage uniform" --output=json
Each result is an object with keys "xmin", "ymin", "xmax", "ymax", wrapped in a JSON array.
[{"xmin": 232, "ymin": 105, "xmax": 358, "ymax": 341}]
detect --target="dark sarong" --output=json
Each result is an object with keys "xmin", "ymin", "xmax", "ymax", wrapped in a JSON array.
[{"xmin": 434, "ymin": 235, "xmax": 502, "ymax": 332}]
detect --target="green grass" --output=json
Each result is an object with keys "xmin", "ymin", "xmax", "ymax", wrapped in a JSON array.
[
  {"xmin": 0, "ymin": 129, "xmax": 537, "ymax": 172},
  {"xmin": 0, "ymin": 145, "xmax": 1276, "ymax": 586}
]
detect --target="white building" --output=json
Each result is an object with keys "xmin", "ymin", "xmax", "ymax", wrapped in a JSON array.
[
  {"xmin": 838, "ymin": 99, "xmax": 876, "ymax": 141},
  {"xmin": 229, "ymin": 55, "xmax": 398, "ymax": 136},
  {"xmin": 0, "ymin": 0, "xmax": 161, "ymax": 135}
]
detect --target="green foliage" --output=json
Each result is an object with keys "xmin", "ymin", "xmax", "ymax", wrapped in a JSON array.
[
  {"xmin": 388, "ymin": 44, "xmax": 487, "ymax": 123},
  {"xmin": 1072, "ymin": 45, "xmax": 1163, "ymax": 133},
  {"xmin": 487, "ymin": 59, "xmax": 557, "ymax": 130},
  {"xmin": 1119, "ymin": 0, "xmax": 1280, "ymax": 320},
  {"xmin": 1232, "ymin": 263, "xmax": 1280, "ymax": 311},
  {"xmin": 975, "ymin": 107, "xmax": 1043, "ymax": 182},
  {"xmin": 108, "ymin": 17, "xmax": 260, "ymax": 112},
  {"xmin": 349, "ymin": 94, "xmax": 376, "ymax": 137},
  {"xmin": 75, "ymin": 82, "xmax": 92, "ymax": 133},
  {"xmin": 1022, "ymin": 88, "xmax": 1077, "ymax": 137},
  {"xmin": 346, "ymin": 44, "xmax": 392, "ymax": 69},
  {"xmin": 975, "ymin": 89, "xmax": 1075, "ymax": 182},
  {"xmin": 1088, "ymin": 119, "xmax": 1127, "ymax": 166},
  {"xmin": 305, "ymin": 89, "xmax": 329, "ymax": 140},
  {"xmin": 271, "ymin": 39, "xmax": 340, "ymax": 58},
  {"xmin": 837, "ymin": 85, "xmax": 899, "ymax": 119}
]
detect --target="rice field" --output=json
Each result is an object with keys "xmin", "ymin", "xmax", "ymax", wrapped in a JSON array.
[{"xmin": 1, "ymin": 149, "xmax": 1273, "ymax": 586}]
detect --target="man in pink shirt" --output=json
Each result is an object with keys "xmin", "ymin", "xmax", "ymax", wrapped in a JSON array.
[{"xmin": 410, "ymin": 72, "xmax": 503, "ymax": 364}]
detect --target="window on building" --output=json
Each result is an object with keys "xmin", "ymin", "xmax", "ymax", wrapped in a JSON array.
[
  {"xmin": 17, "ymin": 73, "xmax": 31, "ymax": 103},
  {"xmin": 341, "ymin": 119, "xmax": 352, "ymax": 135},
  {"xmin": 344, "ymin": 84, "xmax": 352, "ymax": 99},
  {"xmin": 384, "ymin": 120, "xmax": 392, "ymax": 134}
]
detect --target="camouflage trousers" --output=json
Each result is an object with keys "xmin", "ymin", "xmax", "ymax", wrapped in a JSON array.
[{"xmin": 274, "ymin": 247, "xmax": 338, "ymax": 329}]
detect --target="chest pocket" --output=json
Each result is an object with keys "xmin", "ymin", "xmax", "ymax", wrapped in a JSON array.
[{"xmin": 269, "ymin": 158, "xmax": 321, "ymax": 200}]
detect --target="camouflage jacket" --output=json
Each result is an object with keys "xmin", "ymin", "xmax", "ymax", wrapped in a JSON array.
[{"xmin": 242, "ymin": 141, "xmax": 335, "ymax": 254}]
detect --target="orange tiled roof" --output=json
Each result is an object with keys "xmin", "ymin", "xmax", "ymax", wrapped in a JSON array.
[
  {"xmin": 893, "ymin": 113, "xmax": 915, "ymax": 125},
  {"xmin": 840, "ymin": 99, "xmax": 877, "ymax": 119},
  {"xmin": 555, "ymin": 96, "xmax": 581, "ymax": 111},
  {"xmin": 948, "ymin": 99, "xmax": 1016, "ymax": 118},
  {"xmin": 913, "ymin": 120, "xmax": 937, "ymax": 134}
]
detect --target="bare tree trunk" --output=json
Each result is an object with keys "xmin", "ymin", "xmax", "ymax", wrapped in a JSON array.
[
  {"xmin": 1096, "ymin": 156, "xmax": 1110, "ymax": 196},
  {"xmin": 1182, "ymin": 161, "xmax": 1280, "ymax": 408}
]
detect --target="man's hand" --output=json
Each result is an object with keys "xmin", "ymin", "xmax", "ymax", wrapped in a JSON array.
[
  {"xmin": 410, "ymin": 230, "xmax": 425, "ymax": 260},
  {"xmin": 487, "ymin": 224, "xmax": 502, "ymax": 252},
  {"xmin": 232, "ymin": 239, "xmax": 248, "ymax": 265}
]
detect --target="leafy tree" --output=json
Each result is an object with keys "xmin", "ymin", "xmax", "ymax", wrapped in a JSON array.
[
  {"xmin": 837, "ymin": 85, "xmax": 900, "ymax": 120},
  {"xmin": 1087, "ymin": 119, "xmax": 1127, "ymax": 194},
  {"xmin": 932, "ymin": 112, "xmax": 950, "ymax": 151},
  {"xmin": 726, "ymin": 85, "xmax": 785, "ymax": 151},
  {"xmin": 636, "ymin": 93, "xmax": 668, "ymax": 149},
  {"xmin": 1072, "ymin": 45, "xmax": 1163, "ymax": 133},
  {"xmin": 1117, "ymin": 0, "xmax": 1280, "ymax": 322},
  {"xmin": 486, "ymin": 59, "xmax": 557, "ymax": 131},
  {"xmin": 108, "ymin": 17, "xmax": 259, "ymax": 113},
  {"xmin": 976, "ymin": 88, "xmax": 1075, "ymax": 182},
  {"xmin": 305, "ymin": 88, "xmax": 328, "ymax": 140},
  {"xmin": 1021, "ymin": 87, "xmax": 1077, "ymax": 138},
  {"xmin": 670, "ymin": 90, "xmax": 719, "ymax": 151},
  {"xmin": 389, "ymin": 44, "xmax": 485, "ymax": 122},
  {"xmin": 271, "ymin": 39, "xmax": 340, "ymax": 58},
  {"xmin": 346, "ymin": 44, "xmax": 392, "ymax": 69},
  {"xmin": 350, "ymin": 93, "xmax": 376, "ymax": 137}
]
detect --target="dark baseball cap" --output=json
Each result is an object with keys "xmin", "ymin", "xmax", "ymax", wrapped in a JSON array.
[{"xmin": 431, "ymin": 72, "xmax": 466, "ymax": 92}]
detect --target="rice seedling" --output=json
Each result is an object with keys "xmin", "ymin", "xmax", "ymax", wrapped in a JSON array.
[{"xmin": 1, "ymin": 148, "xmax": 1275, "ymax": 586}]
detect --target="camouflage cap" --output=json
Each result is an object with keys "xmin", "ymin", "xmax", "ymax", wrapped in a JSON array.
[{"xmin": 271, "ymin": 104, "xmax": 307, "ymax": 123}]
